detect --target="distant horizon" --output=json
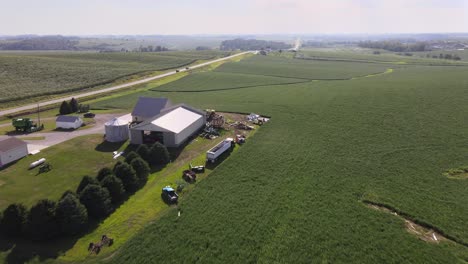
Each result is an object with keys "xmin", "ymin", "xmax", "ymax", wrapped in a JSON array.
[{"xmin": 1, "ymin": 0, "xmax": 467, "ymax": 35}]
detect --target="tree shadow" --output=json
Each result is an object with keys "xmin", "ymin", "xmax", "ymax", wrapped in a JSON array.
[{"xmin": 0, "ymin": 220, "xmax": 102, "ymax": 264}]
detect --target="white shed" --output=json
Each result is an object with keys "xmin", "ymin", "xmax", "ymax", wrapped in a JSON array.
[
  {"xmin": 130, "ymin": 104, "xmax": 206, "ymax": 147},
  {"xmin": 0, "ymin": 137, "xmax": 28, "ymax": 167},
  {"xmin": 105, "ymin": 114, "xmax": 131, "ymax": 142},
  {"xmin": 56, "ymin": 116, "xmax": 83, "ymax": 130}
]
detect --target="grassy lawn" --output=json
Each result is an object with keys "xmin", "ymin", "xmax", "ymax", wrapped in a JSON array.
[{"xmin": 0, "ymin": 135, "xmax": 127, "ymax": 211}]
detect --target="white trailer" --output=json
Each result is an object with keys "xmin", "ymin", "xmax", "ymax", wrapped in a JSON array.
[{"xmin": 206, "ymin": 138, "xmax": 234, "ymax": 163}]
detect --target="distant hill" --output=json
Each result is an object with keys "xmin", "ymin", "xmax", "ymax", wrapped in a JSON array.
[
  {"xmin": 220, "ymin": 38, "xmax": 291, "ymax": 51},
  {"xmin": 0, "ymin": 35, "xmax": 79, "ymax": 50}
]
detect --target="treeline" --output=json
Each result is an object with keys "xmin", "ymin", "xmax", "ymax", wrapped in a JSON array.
[
  {"xmin": 0, "ymin": 36, "xmax": 78, "ymax": 50},
  {"xmin": 0, "ymin": 143, "xmax": 170, "ymax": 241},
  {"xmin": 220, "ymin": 38, "xmax": 291, "ymax": 51},
  {"xmin": 426, "ymin": 53, "xmax": 462, "ymax": 61},
  {"xmin": 134, "ymin": 45, "xmax": 169, "ymax": 52},
  {"xmin": 358, "ymin": 41, "xmax": 427, "ymax": 52}
]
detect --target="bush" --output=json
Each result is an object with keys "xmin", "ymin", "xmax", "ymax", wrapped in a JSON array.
[
  {"xmin": 130, "ymin": 157, "xmax": 150, "ymax": 185},
  {"xmin": 125, "ymin": 151, "xmax": 140, "ymax": 164},
  {"xmin": 97, "ymin": 167, "xmax": 113, "ymax": 182},
  {"xmin": 27, "ymin": 199, "xmax": 58, "ymax": 240},
  {"xmin": 0, "ymin": 203, "xmax": 28, "ymax": 236},
  {"xmin": 59, "ymin": 100, "xmax": 72, "ymax": 115},
  {"xmin": 56, "ymin": 193, "xmax": 88, "ymax": 235},
  {"xmin": 148, "ymin": 142, "xmax": 170, "ymax": 166},
  {"xmin": 136, "ymin": 145, "xmax": 150, "ymax": 162},
  {"xmin": 79, "ymin": 184, "xmax": 113, "ymax": 218},
  {"xmin": 76, "ymin": 175, "xmax": 100, "ymax": 194},
  {"xmin": 114, "ymin": 162, "xmax": 139, "ymax": 193},
  {"xmin": 101, "ymin": 175, "xmax": 126, "ymax": 203}
]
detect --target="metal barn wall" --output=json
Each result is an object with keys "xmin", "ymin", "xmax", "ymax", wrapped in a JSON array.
[
  {"xmin": 0, "ymin": 145, "xmax": 28, "ymax": 167},
  {"xmin": 174, "ymin": 116, "xmax": 205, "ymax": 147}
]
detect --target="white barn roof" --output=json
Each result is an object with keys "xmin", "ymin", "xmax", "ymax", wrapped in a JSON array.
[{"xmin": 151, "ymin": 107, "xmax": 203, "ymax": 133}]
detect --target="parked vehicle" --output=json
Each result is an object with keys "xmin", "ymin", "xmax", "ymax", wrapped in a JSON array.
[
  {"xmin": 12, "ymin": 118, "xmax": 43, "ymax": 133},
  {"xmin": 183, "ymin": 170, "xmax": 196, "ymax": 182},
  {"xmin": 190, "ymin": 163, "xmax": 205, "ymax": 173},
  {"xmin": 161, "ymin": 186, "xmax": 178, "ymax": 204},
  {"xmin": 206, "ymin": 138, "xmax": 234, "ymax": 163},
  {"xmin": 83, "ymin": 112, "xmax": 95, "ymax": 118}
]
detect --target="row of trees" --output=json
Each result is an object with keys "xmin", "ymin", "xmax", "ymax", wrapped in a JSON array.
[
  {"xmin": 0, "ymin": 36, "xmax": 79, "ymax": 50},
  {"xmin": 220, "ymin": 39, "xmax": 291, "ymax": 51},
  {"xmin": 358, "ymin": 41, "xmax": 427, "ymax": 52},
  {"xmin": 59, "ymin": 97, "xmax": 89, "ymax": 115},
  {"xmin": 0, "ymin": 143, "xmax": 170, "ymax": 241},
  {"xmin": 135, "ymin": 45, "xmax": 169, "ymax": 53},
  {"xmin": 426, "ymin": 53, "xmax": 462, "ymax": 61}
]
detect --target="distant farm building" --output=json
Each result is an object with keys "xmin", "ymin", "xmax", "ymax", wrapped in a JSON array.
[
  {"xmin": 131, "ymin": 97, "xmax": 172, "ymax": 122},
  {"xmin": 0, "ymin": 137, "xmax": 28, "ymax": 167},
  {"xmin": 130, "ymin": 103, "xmax": 205, "ymax": 147},
  {"xmin": 56, "ymin": 116, "xmax": 83, "ymax": 129},
  {"xmin": 105, "ymin": 114, "xmax": 132, "ymax": 142}
]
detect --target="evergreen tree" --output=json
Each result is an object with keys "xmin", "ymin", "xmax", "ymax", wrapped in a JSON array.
[
  {"xmin": 56, "ymin": 193, "xmax": 88, "ymax": 235},
  {"xmin": 0, "ymin": 203, "xmax": 28, "ymax": 236},
  {"xmin": 76, "ymin": 175, "xmax": 99, "ymax": 194},
  {"xmin": 79, "ymin": 184, "xmax": 113, "ymax": 218},
  {"xmin": 114, "ymin": 162, "xmax": 139, "ymax": 193},
  {"xmin": 149, "ymin": 142, "xmax": 170, "ymax": 166},
  {"xmin": 59, "ymin": 101, "xmax": 72, "ymax": 115},
  {"xmin": 69, "ymin": 97, "xmax": 79, "ymax": 113},
  {"xmin": 125, "ymin": 151, "xmax": 140, "ymax": 164},
  {"xmin": 26, "ymin": 199, "xmax": 58, "ymax": 240},
  {"xmin": 97, "ymin": 167, "xmax": 113, "ymax": 182},
  {"xmin": 130, "ymin": 157, "xmax": 150, "ymax": 186},
  {"xmin": 101, "ymin": 174, "xmax": 125, "ymax": 203},
  {"xmin": 136, "ymin": 144, "xmax": 150, "ymax": 163}
]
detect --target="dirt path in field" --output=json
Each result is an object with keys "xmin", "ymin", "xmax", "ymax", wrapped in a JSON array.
[
  {"xmin": 364, "ymin": 200, "xmax": 468, "ymax": 247},
  {"xmin": 0, "ymin": 52, "xmax": 251, "ymax": 118},
  {"xmin": 0, "ymin": 113, "xmax": 121, "ymax": 152}
]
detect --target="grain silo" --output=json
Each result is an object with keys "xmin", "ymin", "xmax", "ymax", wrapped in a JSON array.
[{"xmin": 105, "ymin": 115, "xmax": 131, "ymax": 142}]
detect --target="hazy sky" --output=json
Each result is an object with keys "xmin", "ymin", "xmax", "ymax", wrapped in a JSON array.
[{"xmin": 1, "ymin": 0, "xmax": 467, "ymax": 35}]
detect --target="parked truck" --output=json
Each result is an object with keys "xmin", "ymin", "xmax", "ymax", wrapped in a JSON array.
[{"xmin": 206, "ymin": 138, "xmax": 234, "ymax": 163}]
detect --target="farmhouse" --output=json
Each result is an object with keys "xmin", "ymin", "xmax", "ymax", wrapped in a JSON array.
[
  {"xmin": 56, "ymin": 116, "xmax": 83, "ymax": 129},
  {"xmin": 0, "ymin": 137, "xmax": 28, "ymax": 167},
  {"xmin": 132, "ymin": 97, "xmax": 172, "ymax": 122},
  {"xmin": 130, "ymin": 104, "xmax": 206, "ymax": 147}
]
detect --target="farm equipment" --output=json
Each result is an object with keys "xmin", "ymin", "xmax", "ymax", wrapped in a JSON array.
[
  {"xmin": 200, "ymin": 125, "xmax": 220, "ymax": 139},
  {"xmin": 236, "ymin": 134, "xmax": 246, "ymax": 144},
  {"xmin": 38, "ymin": 163, "xmax": 52, "ymax": 173},
  {"xmin": 189, "ymin": 163, "xmax": 205, "ymax": 173},
  {"xmin": 161, "ymin": 186, "xmax": 179, "ymax": 204},
  {"xmin": 12, "ymin": 118, "xmax": 44, "ymax": 133},
  {"xmin": 182, "ymin": 170, "xmax": 197, "ymax": 182},
  {"xmin": 206, "ymin": 110, "xmax": 225, "ymax": 128},
  {"xmin": 206, "ymin": 138, "xmax": 234, "ymax": 163},
  {"xmin": 88, "ymin": 234, "xmax": 114, "ymax": 255}
]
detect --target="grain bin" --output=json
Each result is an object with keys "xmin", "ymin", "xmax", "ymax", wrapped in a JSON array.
[{"xmin": 105, "ymin": 117, "xmax": 130, "ymax": 142}]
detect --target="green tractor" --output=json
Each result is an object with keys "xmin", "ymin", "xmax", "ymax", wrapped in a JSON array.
[{"xmin": 12, "ymin": 118, "xmax": 44, "ymax": 133}]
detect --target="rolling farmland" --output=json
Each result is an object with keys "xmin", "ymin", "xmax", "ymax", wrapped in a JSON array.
[
  {"xmin": 97, "ymin": 54, "xmax": 468, "ymax": 263},
  {"xmin": 0, "ymin": 51, "xmax": 228, "ymax": 105}
]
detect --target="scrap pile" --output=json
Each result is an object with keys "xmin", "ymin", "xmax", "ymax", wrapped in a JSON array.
[
  {"xmin": 247, "ymin": 113, "xmax": 269, "ymax": 125},
  {"xmin": 200, "ymin": 125, "xmax": 220, "ymax": 139},
  {"xmin": 206, "ymin": 109, "xmax": 225, "ymax": 128},
  {"xmin": 88, "ymin": 234, "xmax": 114, "ymax": 255}
]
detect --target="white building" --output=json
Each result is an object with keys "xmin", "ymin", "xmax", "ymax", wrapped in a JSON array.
[
  {"xmin": 130, "ymin": 104, "xmax": 206, "ymax": 147},
  {"xmin": 56, "ymin": 116, "xmax": 83, "ymax": 130},
  {"xmin": 0, "ymin": 137, "xmax": 28, "ymax": 167}
]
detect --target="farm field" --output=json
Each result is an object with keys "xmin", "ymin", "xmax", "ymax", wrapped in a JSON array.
[
  {"xmin": 0, "ymin": 50, "xmax": 229, "ymax": 105},
  {"xmin": 88, "ymin": 54, "xmax": 468, "ymax": 263}
]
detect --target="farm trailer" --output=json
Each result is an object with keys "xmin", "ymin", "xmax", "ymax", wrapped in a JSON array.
[{"xmin": 206, "ymin": 138, "xmax": 234, "ymax": 163}]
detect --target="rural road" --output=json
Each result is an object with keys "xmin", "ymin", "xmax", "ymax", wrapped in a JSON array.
[{"xmin": 0, "ymin": 51, "xmax": 251, "ymax": 118}]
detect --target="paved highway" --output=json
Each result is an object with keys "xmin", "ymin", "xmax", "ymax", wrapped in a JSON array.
[{"xmin": 0, "ymin": 51, "xmax": 251, "ymax": 117}]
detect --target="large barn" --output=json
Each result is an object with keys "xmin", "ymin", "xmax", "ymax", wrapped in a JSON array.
[
  {"xmin": 0, "ymin": 137, "xmax": 28, "ymax": 167},
  {"xmin": 130, "ymin": 104, "xmax": 206, "ymax": 147}
]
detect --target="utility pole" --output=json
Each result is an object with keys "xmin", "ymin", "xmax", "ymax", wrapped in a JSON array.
[{"xmin": 37, "ymin": 103, "xmax": 41, "ymax": 127}]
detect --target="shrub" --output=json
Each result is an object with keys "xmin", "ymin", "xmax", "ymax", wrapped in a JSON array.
[
  {"xmin": 149, "ymin": 142, "xmax": 170, "ymax": 166},
  {"xmin": 114, "ymin": 162, "xmax": 139, "ymax": 193},
  {"xmin": 97, "ymin": 167, "xmax": 113, "ymax": 182},
  {"xmin": 101, "ymin": 175, "xmax": 126, "ymax": 203},
  {"xmin": 0, "ymin": 203, "xmax": 28, "ymax": 236},
  {"xmin": 79, "ymin": 184, "xmax": 113, "ymax": 218},
  {"xmin": 76, "ymin": 175, "xmax": 100, "ymax": 194},
  {"xmin": 56, "ymin": 193, "xmax": 88, "ymax": 235},
  {"xmin": 27, "ymin": 199, "xmax": 58, "ymax": 240},
  {"xmin": 130, "ymin": 157, "xmax": 150, "ymax": 185},
  {"xmin": 125, "ymin": 151, "xmax": 140, "ymax": 164},
  {"xmin": 136, "ymin": 144, "xmax": 150, "ymax": 163}
]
